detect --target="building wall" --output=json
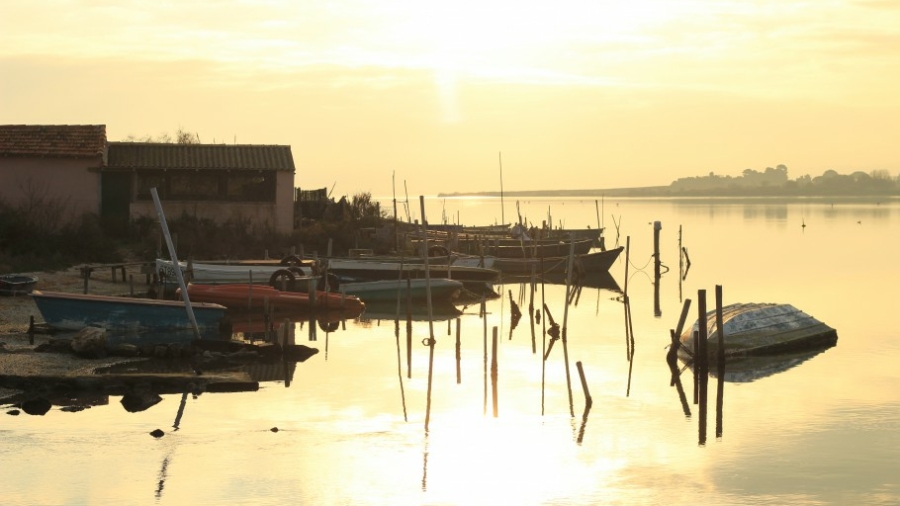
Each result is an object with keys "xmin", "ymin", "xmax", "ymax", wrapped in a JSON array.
[
  {"xmin": 127, "ymin": 169, "xmax": 294, "ymax": 234},
  {"xmin": 274, "ymin": 171, "xmax": 294, "ymax": 233},
  {"xmin": 130, "ymin": 176, "xmax": 294, "ymax": 234},
  {"xmin": 0, "ymin": 157, "xmax": 101, "ymax": 218}
]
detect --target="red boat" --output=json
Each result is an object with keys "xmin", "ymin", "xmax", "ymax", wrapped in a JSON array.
[{"xmin": 179, "ymin": 284, "xmax": 365, "ymax": 314}]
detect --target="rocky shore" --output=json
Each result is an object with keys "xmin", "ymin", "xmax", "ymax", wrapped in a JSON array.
[{"xmin": 0, "ymin": 264, "xmax": 315, "ymax": 407}]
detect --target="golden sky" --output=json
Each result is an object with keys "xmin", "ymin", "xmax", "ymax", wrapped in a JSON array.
[{"xmin": 2, "ymin": 0, "xmax": 898, "ymax": 197}]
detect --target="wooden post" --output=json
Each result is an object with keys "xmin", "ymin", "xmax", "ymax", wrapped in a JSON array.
[
  {"xmin": 129, "ymin": 274, "xmax": 134, "ymax": 297},
  {"xmin": 420, "ymin": 196, "xmax": 437, "ymax": 432},
  {"xmin": 151, "ymin": 188, "xmax": 201, "ymax": 339},
  {"xmin": 264, "ymin": 298, "xmax": 271, "ymax": 342},
  {"xmin": 675, "ymin": 299, "xmax": 692, "ymax": 341},
  {"xmin": 698, "ymin": 289, "xmax": 708, "ymax": 373},
  {"xmin": 28, "ymin": 315, "xmax": 34, "ymax": 345},
  {"xmin": 653, "ymin": 220, "xmax": 662, "ymax": 280},
  {"xmin": 561, "ymin": 236, "xmax": 576, "ymax": 416},
  {"xmin": 715, "ymin": 285, "xmax": 725, "ymax": 439},
  {"xmin": 623, "ymin": 236, "xmax": 631, "ymax": 299},
  {"xmin": 248, "ymin": 271, "xmax": 254, "ymax": 311},
  {"xmin": 716, "ymin": 285, "xmax": 725, "ymax": 366},
  {"xmin": 576, "ymin": 361, "xmax": 593, "ymax": 409},
  {"xmin": 82, "ymin": 268, "xmax": 89, "ymax": 294},
  {"xmin": 482, "ymin": 297, "xmax": 488, "ymax": 416},
  {"xmin": 491, "ymin": 326, "xmax": 499, "ymax": 418},
  {"xmin": 455, "ymin": 317, "xmax": 461, "ymax": 384}
]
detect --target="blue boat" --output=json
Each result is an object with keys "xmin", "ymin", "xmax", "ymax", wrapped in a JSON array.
[{"xmin": 30, "ymin": 290, "xmax": 228, "ymax": 334}]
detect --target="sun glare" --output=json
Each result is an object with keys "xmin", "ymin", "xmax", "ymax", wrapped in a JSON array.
[{"xmin": 394, "ymin": 0, "xmax": 695, "ymax": 77}]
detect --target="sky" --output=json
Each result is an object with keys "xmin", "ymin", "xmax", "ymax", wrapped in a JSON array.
[{"xmin": 2, "ymin": 0, "xmax": 899, "ymax": 198}]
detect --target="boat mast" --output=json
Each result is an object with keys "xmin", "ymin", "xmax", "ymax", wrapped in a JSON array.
[
  {"xmin": 499, "ymin": 152, "xmax": 505, "ymax": 226},
  {"xmin": 150, "ymin": 187, "xmax": 201, "ymax": 339}
]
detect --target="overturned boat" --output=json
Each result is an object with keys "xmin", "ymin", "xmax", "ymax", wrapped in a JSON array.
[{"xmin": 679, "ymin": 302, "xmax": 838, "ymax": 359}]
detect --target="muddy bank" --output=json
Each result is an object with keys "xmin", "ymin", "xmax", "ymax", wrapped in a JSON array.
[{"xmin": 0, "ymin": 264, "xmax": 316, "ymax": 406}]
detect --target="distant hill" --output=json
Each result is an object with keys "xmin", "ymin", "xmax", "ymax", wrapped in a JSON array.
[{"xmin": 438, "ymin": 165, "xmax": 899, "ymax": 198}]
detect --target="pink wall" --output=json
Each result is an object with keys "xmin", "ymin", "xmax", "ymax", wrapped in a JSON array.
[
  {"xmin": 1, "ymin": 157, "xmax": 294, "ymax": 233},
  {"xmin": 0, "ymin": 157, "xmax": 102, "ymax": 219}
]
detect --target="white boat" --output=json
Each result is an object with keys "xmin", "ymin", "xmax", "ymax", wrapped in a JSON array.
[
  {"xmin": 679, "ymin": 302, "xmax": 837, "ymax": 359},
  {"xmin": 322, "ymin": 258, "xmax": 500, "ymax": 285},
  {"xmin": 155, "ymin": 259, "xmax": 315, "ymax": 286}
]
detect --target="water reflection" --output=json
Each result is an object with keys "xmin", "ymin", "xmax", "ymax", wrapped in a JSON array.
[
  {"xmin": 709, "ymin": 345, "xmax": 836, "ymax": 383},
  {"xmin": 358, "ymin": 300, "xmax": 463, "ymax": 322},
  {"xmin": 670, "ymin": 334, "xmax": 837, "ymax": 445}
]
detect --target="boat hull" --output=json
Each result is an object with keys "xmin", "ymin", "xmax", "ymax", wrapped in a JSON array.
[
  {"xmin": 31, "ymin": 290, "xmax": 227, "ymax": 333},
  {"xmin": 183, "ymin": 284, "xmax": 365, "ymax": 314},
  {"xmin": 324, "ymin": 259, "xmax": 500, "ymax": 284},
  {"xmin": 156, "ymin": 259, "xmax": 314, "ymax": 285},
  {"xmin": 494, "ymin": 247, "xmax": 623, "ymax": 275},
  {"xmin": 450, "ymin": 238, "xmax": 596, "ymax": 258},
  {"xmin": 679, "ymin": 302, "xmax": 838, "ymax": 359},
  {"xmin": 341, "ymin": 278, "xmax": 463, "ymax": 303}
]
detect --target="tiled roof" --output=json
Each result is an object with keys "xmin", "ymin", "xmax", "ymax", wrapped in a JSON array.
[
  {"xmin": 0, "ymin": 125, "xmax": 107, "ymax": 158},
  {"xmin": 107, "ymin": 142, "xmax": 295, "ymax": 171}
]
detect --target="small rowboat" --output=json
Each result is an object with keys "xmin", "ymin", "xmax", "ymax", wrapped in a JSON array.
[
  {"xmin": 30, "ymin": 290, "xmax": 227, "ymax": 334},
  {"xmin": 679, "ymin": 302, "xmax": 838, "ymax": 359},
  {"xmin": 1, "ymin": 274, "xmax": 38, "ymax": 296}
]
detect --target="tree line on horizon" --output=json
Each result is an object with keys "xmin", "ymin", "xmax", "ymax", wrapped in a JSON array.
[
  {"xmin": 666, "ymin": 164, "xmax": 898, "ymax": 196},
  {"xmin": 438, "ymin": 165, "xmax": 900, "ymax": 198}
]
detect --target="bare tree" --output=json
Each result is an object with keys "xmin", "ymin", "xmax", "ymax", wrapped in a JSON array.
[{"xmin": 122, "ymin": 128, "xmax": 200, "ymax": 144}]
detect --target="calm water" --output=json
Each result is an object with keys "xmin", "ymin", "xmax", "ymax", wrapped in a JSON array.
[{"xmin": 3, "ymin": 197, "xmax": 899, "ymax": 505}]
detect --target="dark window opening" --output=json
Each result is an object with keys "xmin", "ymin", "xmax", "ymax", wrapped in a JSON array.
[{"xmin": 135, "ymin": 171, "xmax": 276, "ymax": 202}]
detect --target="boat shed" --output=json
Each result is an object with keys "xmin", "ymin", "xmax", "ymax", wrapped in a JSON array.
[
  {"xmin": 1, "ymin": 125, "xmax": 298, "ymax": 235},
  {"xmin": 104, "ymin": 141, "xmax": 296, "ymax": 234}
]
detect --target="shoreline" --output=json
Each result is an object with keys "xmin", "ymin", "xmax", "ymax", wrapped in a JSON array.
[{"xmin": 0, "ymin": 265, "xmax": 262, "ymax": 405}]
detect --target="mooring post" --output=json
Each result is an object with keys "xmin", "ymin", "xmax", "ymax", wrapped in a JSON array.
[
  {"xmin": 455, "ymin": 317, "xmax": 461, "ymax": 384},
  {"xmin": 653, "ymin": 221, "xmax": 662, "ymax": 280},
  {"xmin": 129, "ymin": 274, "xmax": 134, "ymax": 297},
  {"xmin": 698, "ymin": 289, "xmax": 708, "ymax": 374},
  {"xmin": 716, "ymin": 285, "xmax": 725, "ymax": 366},
  {"xmin": 576, "ymin": 361, "xmax": 593, "ymax": 409},
  {"xmin": 28, "ymin": 315, "xmax": 34, "ymax": 345},
  {"xmin": 491, "ymin": 325, "xmax": 499, "ymax": 418},
  {"xmin": 264, "ymin": 298, "xmax": 271, "ymax": 342}
]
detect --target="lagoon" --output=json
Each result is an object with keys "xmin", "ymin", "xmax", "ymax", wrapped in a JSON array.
[{"xmin": 2, "ymin": 196, "xmax": 899, "ymax": 505}]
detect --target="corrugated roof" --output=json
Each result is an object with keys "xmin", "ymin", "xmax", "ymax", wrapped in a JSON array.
[
  {"xmin": 0, "ymin": 124, "xmax": 107, "ymax": 158},
  {"xmin": 107, "ymin": 142, "xmax": 295, "ymax": 171}
]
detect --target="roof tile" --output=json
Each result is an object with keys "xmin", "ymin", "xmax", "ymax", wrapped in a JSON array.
[
  {"xmin": 107, "ymin": 142, "xmax": 295, "ymax": 171},
  {"xmin": 0, "ymin": 125, "xmax": 107, "ymax": 158}
]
